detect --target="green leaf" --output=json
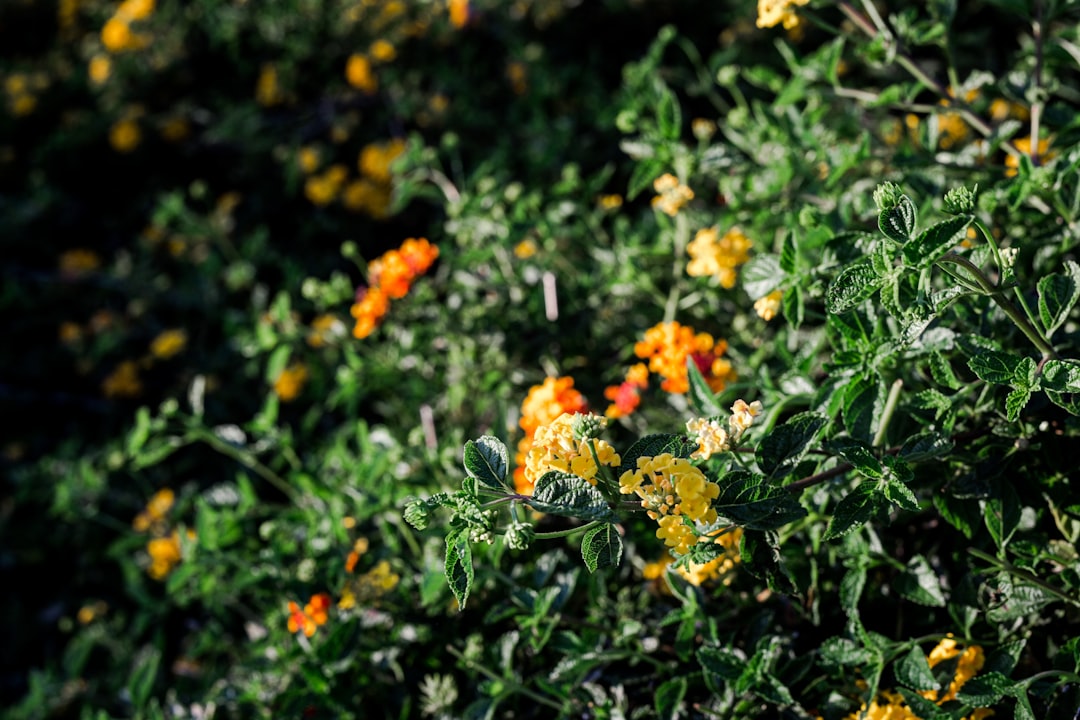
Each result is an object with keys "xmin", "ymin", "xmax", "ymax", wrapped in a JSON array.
[
  {"xmin": 714, "ymin": 471, "xmax": 808, "ymax": 530},
  {"xmin": 884, "ymin": 479, "xmax": 920, "ymax": 512},
  {"xmin": 843, "ymin": 374, "xmax": 885, "ymax": 443},
  {"xmin": 127, "ymin": 406, "xmax": 152, "ymax": 458},
  {"xmin": 780, "ymin": 231, "xmax": 798, "ymax": 273},
  {"xmin": 1041, "ymin": 359, "xmax": 1080, "ymax": 393},
  {"xmin": 529, "ymin": 471, "xmax": 616, "ymax": 522},
  {"xmin": 1037, "ymin": 260, "xmax": 1080, "ymax": 338},
  {"xmin": 895, "ymin": 645, "xmax": 937, "ymax": 691},
  {"xmin": 933, "ymin": 493, "xmax": 979, "ymax": 539},
  {"xmin": 1005, "ymin": 385, "xmax": 1032, "ymax": 421},
  {"xmin": 985, "ymin": 582, "xmax": 1055, "ymax": 622},
  {"xmin": 901, "ymin": 215, "xmax": 972, "ymax": 269},
  {"xmin": 742, "ymin": 254, "xmax": 785, "ymax": 300},
  {"xmin": 627, "ymin": 157, "xmax": 666, "ymax": 200},
  {"xmin": 654, "ymin": 676, "xmax": 686, "ymax": 720},
  {"xmin": 840, "ymin": 564, "xmax": 867, "ymax": 617},
  {"xmin": 818, "ymin": 638, "xmax": 876, "ymax": 668},
  {"xmin": 740, "ymin": 529, "xmax": 800, "ymax": 596},
  {"xmin": 826, "ymin": 262, "xmax": 884, "ymax": 314},
  {"xmin": 899, "ymin": 431, "xmax": 954, "ymax": 462},
  {"xmin": 463, "ymin": 436, "xmax": 509, "ymax": 490},
  {"xmin": 896, "ymin": 554, "xmax": 946, "ymax": 607},
  {"xmin": 967, "ymin": 349, "xmax": 1028, "ymax": 385},
  {"xmin": 956, "ymin": 672, "xmax": 1016, "ymax": 706},
  {"xmin": 756, "ymin": 412, "xmax": 828, "ymax": 481},
  {"xmin": 127, "ymin": 642, "xmax": 162, "ymax": 708},
  {"xmin": 828, "ymin": 437, "xmax": 882, "ymax": 478},
  {"xmin": 984, "ymin": 480, "xmax": 1022, "ymax": 549},
  {"xmin": 619, "ymin": 434, "xmax": 693, "ymax": 475},
  {"xmin": 879, "ymin": 194, "xmax": 918, "ymax": 242},
  {"xmin": 445, "ymin": 529, "xmax": 473, "ymax": 610},
  {"xmin": 686, "ymin": 356, "xmax": 723, "ymax": 417},
  {"xmin": 581, "ymin": 524, "xmax": 623, "ymax": 573},
  {"xmin": 825, "ymin": 483, "xmax": 886, "ymax": 541},
  {"xmin": 656, "ymin": 82, "xmax": 682, "ymax": 141},
  {"xmin": 697, "ymin": 646, "xmax": 746, "ymax": 679},
  {"xmin": 782, "ymin": 283, "xmax": 804, "ymax": 330}
]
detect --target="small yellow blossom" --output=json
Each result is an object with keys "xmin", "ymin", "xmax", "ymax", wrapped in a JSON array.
[
  {"xmin": 686, "ymin": 417, "xmax": 729, "ymax": 460},
  {"xmin": 133, "ymin": 488, "xmax": 175, "ymax": 532},
  {"xmin": 513, "ymin": 239, "xmax": 538, "ymax": 259},
  {"xmin": 691, "ymin": 118, "xmax": 716, "ymax": 140},
  {"xmin": 756, "ymin": 0, "xmax": 810, "ymax": 29},
  {"xmin": 345, "ymin": 53, "xmax": 378, "ymax": 94},
  {"xmin": 651, "ymin": 174, "xmax": 694, "ymax": 216},
  {"xmin": 506, "ymin": 61, "xmax": 527, "ymax": 95},
  {"xmin": 59, "ymin": 249, "xmax": 101, "ymax": 277},
  {"xmin": 524, "ymin": 413, "xmax": 621, "ymax": 488},
  {"xmin": 754, "ymin": 289, "xmax": 782, "ymax": 321},
  {"xmin": 729, "ymin": 399, "xmax": 763, "ymax": 436},
  {"xmin": 306, "ymin": 314, "xmax": 346, "ymax": 348},
  {"xmin": 358, "ymin": 138, "xmax": 406, "ymax": 183},
  {"xmin": 89, "ymin": 55, "xmax": 112, "ymax": 85},
  {"xmin": 103, "ymin": 360, "xmax": 142, "ymax": 398},
  {"xmin": 297, "ymin": 145, "xmax": 321, "ymax": 174},
  {"xmin": 59, "ymin": 321, "xmax": 83, "ymax": 344},
  {"xmin": 341, "ymin": 178, "xmax": 392, "ymax": 218},
  {"xmin": 77, "ymin": 601, "xmax": 108, "ymax": 625},
  {"xmin": 149, "ymin": 329, "xmax": 187, "ymax": 359},
  {"xmin": 598, "ymin": 194, "xmax": 623, "ymax": 210},
  {"xmin": 620, "ymin": 453, "xmax": 719, "ymax": 553},
  {"xmin": 273, "ymin": 363, "xmax": 309, "ymax": 402},
  {"xmin": 448, "ymin": 0, "xmax": 470, "ymax": 28},
  {"xmin": 687, "ymin": 226, "xmax": 753, "ymax": 289},
  {"xmin": 147, "ymin": 529, "xmax": 194, "ymax": 580},
  {"xmin": 255, "ymin": 63, "xmax": 283, "ymax": 106},
  {"xmin": 370, "ymin": 39, "xmax": 396, "ymax": 62},
  {"xmin": 117, "ymin": 0, "xmax": 155, "ymax": 22},
  {"xmin": 1005, "ymin": 135, "xmax": 1054, "ymax": 178},
  {"xmin": 109, "ymin": 117, "xmax": 141, "ymax": 153}
]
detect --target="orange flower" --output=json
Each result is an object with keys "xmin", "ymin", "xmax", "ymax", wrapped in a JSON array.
[
  {"xmin": 633, "ymin": 321, "xmax": 736, "ymax": 394},
  {"xmin": 604, "ymin": 363, "xmax": 649, "ymax": 418},
  {"xmin": 514, "ymin": 376, "xmax": 588, "ymax": 494},
  {"xmin": 350, "ymin": 286, "xmax": 390, "ymax": 339},
  {"xmin": 287, "ymin": 593, "xmax": 332, "ymax": 637}
]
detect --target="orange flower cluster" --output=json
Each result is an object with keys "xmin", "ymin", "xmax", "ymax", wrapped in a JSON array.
[
  {"xmin": 132, "ymin": 488, "xmax": 196, "ymax": 580},
  {"xmin": 287, "ymin": 593, "xmax": 331, "ymax": 637},
  {"xmin": 513, "ymin": 376, "xmax": 588, "ymax": 494},
  {"xmin": 351, "ymin": 238, "xmax": 439, "ymax": 339},
  {"xmin": 603, "ymin": 362, "xmax": 649, "ymax": 419},
  {"xmin": 629, "ymin": 321, "xmax": 737, "ymax": 396}
]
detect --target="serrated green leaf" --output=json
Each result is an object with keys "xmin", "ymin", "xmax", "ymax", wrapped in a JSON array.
[
  {"xmin": 127, "ymin": 406, "xmax": 152, "ymax": 458},
  {"xmin": 884, "ymin": 479, "xmax": 920, "ymax": 511},
  {"xmin": 627, "ymin": 157, "xmax": 667, "ymax": 200},
  {"xmin": 956, "ymin": 672, "xmax": 1016, "ymax": 706},
  {"xmin": 828, "ymin": 437, "xmax": 883, "ymax": 478},
  {"xmin": 714, "ymin": 471, "xmax": 808, "ymax": 530},
  {"xmin": 780, "ymin": 231, "xmax": 798, "ymax": 273},
  {"xmin": 896, "ymin": 554, "xmax": 946, "ymax": 607},
  {"xmin": 899, "ymin": 431, "xmax": 954, "ymax": 462},
  {"xmin": 1005, "ymin": 384, "xmax": 1032, "ymax": 421},
  {"xmin": 619, "ymin": 434, "xmax": 693, "ymax": 475},
  {"xmin": 445, "ymin": 530, "xmax": 473, "ymax": 610},
  {"xmin": 655, "ymin": 676, "xmax": 686, "ymax": 720},
  {"xmin": 697, "ymin": 645, "xmax": 746, "ymax": 679},
  {"xmin": 1041, "ymin": 359, "xmax": 1080, "ymax": 393},
  {"xmin": 839, "ymin": 564, "xmax": 866, "ymax": 616},
  {"xmin": 825, "ymin": 483, "xmax": 886, "ymax": 541},
  {"xmin": 894, "ymin": 689, "xmax": 945, "ymax": 718},
  {"xmin": 686, "ymin": 356, "xmax": 723, "ymax": 417},
  {"xmin": 740, "ymin": 529, "xmax": 799, "ymax": 596},
  {"xmin": 581, "ymin": 524, "xmax": 622, "ymax": 573},
  {"xmin": 756, "ymin": 412, "xmax": 828, "ymax": 481},
  {"xmin": 782, "ymin": 283, "xmax": 804, "ymax": 329},
  {"xmin": 463, "ymin": 436, "xmax": 509, "ymax": 490},
  {"xmin": 843, "ymin": 374, "xmax": 885, "ymax": 443},
  {"xmin": 967, "ymin": 349, "xmax": 1027, "ymax": 385},
  {"xmin": 901, "ymin": 215, "xmax": 972, "ymax": 268},
  {"xmin": 986, "ymin": 582, "xmax": 1055, "ymax": 622},
  {"xmin": 1037, "ymin": 260, "xmax": 1080, "ymax": 338},
  {"xmin": 879, "ymin": 194, "xmax": 918, "ymax": 242},
  {"xmin": 826, "ymin": 262, "xmax": 884, "ymax": 314},
  {"xmin": 529, "ymin": 472, "xmax": 615, "ymax": 521},
  {"xmin": 895, "ymin": 645, "xmax": 937, "ymax": 690},
  {"xmin": 127, "ymin": 642, "xmax": 162, "ymax": 709},
  {"xmin": 742, "ymin": 254, "xmax": 785, "ymax": 300},
  {"xmin": 1013, "ymin": 691, "xmax": 1036, "ymax": 720},
  {"xmin": 818, "ymin": 638, "xmax": 876, "ymax": 668},
  {"xmin": 984, "ymin": 480, "xmax": 1022, "ymax": 548}
]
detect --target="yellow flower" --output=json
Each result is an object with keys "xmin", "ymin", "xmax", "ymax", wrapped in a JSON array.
[
  {"xmin": 109, "ymin": 117, "xmax": 141, "ymax": 153},
  {"xmin": 1005, "ymin": 135, "xmax": 1054, "ymax": 178},
  {"xmin": 101, "ymin": 17, "xmax": 148, "ymax": 52},
  {"xmin": 147, "ymin": 529, "xmax": 194, "ymax": 580},
  {"xmin": 58, "ymin": 321, "xmax": 83, "ymax": 344},
  {"xmin": 102, "ymin": 360, "xmax": 142, "ymax": 398},
  {"xmin": 513, "ymin": 239, "xmax": 538, "ymax": 259},
  {"xmin": 341, "ymin": 178, "xmax": 391, "ymax": 217},
  {"xmin": 370, "ymin": 39, "xmax": 396, "ymax": 62},
  {"xmin": 306, "ymin": 314, "xmax": 346, "ymax": 348},
  {"xmin": 651, "ymin": 174, "xmax": 694, "ymax": 216},
  {"xmin": 691, "ymin": 118, "xmax": 716, "ymax": 140},
  {"xmin": 523, "ymin": 413, "xmax": 620, "ymax": 488},
  {"xmin": 358, "ymin": 138, "xmax": 406, "ymax": 183},
  {"xmin": 345, "ymin": 53, "xmax": 378, "ymax": 94},
  {"xmin": 11, "ymin": 94, "xmax": 36, "ymax": 116},
  {"xmin": 297, "ymin": 145, "xmax": 321, "ymax": 174},
  {"xmin": 754, "ymin": 289, "xmax": 782, "ymax": 321},
  {"xmin": 133, "ymin": 488, "xmax": 175, "ymax": 532},
  {"xmin": 620, "ymin": 453, "xmax": 719, "ymax": 553},
  {"xmin": 448, "ymin": 0, "xmax": 470, "ymax": 28},
  {"xmin": 273, "ymin": 363, "xmax": 309, "ymax": 401},
  {"xmin": 88, "ymin": 55, "xmax": 112, "ymax": 85},
  {"xmin": 506, "ymin": 61, "xmax": 527, "ymax": 95},
  {"xmin": 686, "ymin": 417, "xmax": 729, "ymax": 460},
  {"xmin": 149, "ymin": 329, "xmax": 187, "ymax": 359},
  {"xmin": 59, "ymin": 248, "xmax": 101, "ymax": 277},
  {"xmin": 756, "ymin": 0, "xmax": 810, "ymax": 29},
  {"xmin": 687, "ymin": 226, "xmax": 753, "ymax": 289},
  {"xmin": 729, "ymin": 399, "xmax": 763, "ymax": 437},
  {"xmin": 117, "ymin": 0, "xmax": 155, "ymax": 21},
  {"xmin": 598, "ymin": 194, "xmax": 623, "ymax": 210},
  {"xmin": 256, "ymin": 63, "xmax": 283, "ymax": 106}
]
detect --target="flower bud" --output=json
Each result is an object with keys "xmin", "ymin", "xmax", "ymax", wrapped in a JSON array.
[
  {"xmin": 943, "ymin": 184, "xmax": 977, "ymax": 214},
  {"xmin": 403, "ymin": 497, "xmax": 430, "ymax": 530},
  {"xmin": 571, "ymin": 413, "xmax": 607, "ymax": 441},
  {"xmin": 873, "ymin": 181, "xmax": 904, "ymax": 212},
  {"xmin": 504, "ymin": 521, "xmax": 535, "ymax": 550}
]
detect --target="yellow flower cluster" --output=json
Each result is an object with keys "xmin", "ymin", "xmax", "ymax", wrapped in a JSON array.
[
  {"xmin": 754, "ymin": 289, "xmax": 783, "ymax": 321},
  {"xmin": 620, "ymin": 454, "xmax": 720, "ymax": 554},
  {"xmin": 101, "ymin": 0, "xmax": 155, "ymax": 53},
  {"xmin": 643, "ymin": 527, "xmax": 744, "ymax": 588},
  {"xmin": 756, "ymin": 0, "xmax": 809, "ymax": 29},
  {"xmin": 514, "ymin": 376, "xmax": 589, "ymax": 494},
  {"xmin": 300, "ymin": 138, "xmax": 404, "ymax": 217},
  {"xmin": 133, "ymin": 487, "xmax": 195, "ymax": 580},
  {"xmin": 1006, "ymin": 136, "xmax": 1055, "ymax": 178},
  {"xmin": 150, "ymin": 328, "xmax": 187, "ymax": 359},
  {"xmin": 306, "ymin": 314, "xmax": 347, "ymax": 348},
  {"xmin": 256, "ymin": 63, "xmax": 285, "ymax": 107},
  {"xmin": 685, "ymin": 399, "xmax": 763, "ymax": 460},
  {"xmin": 523, "ymin": 413, "xmax": 621, "ymax": 489},
  {"xmin": 686, "ymin": 226, "xmax": 753, "ymax": 289},
  {"xmin": 651, "ymin": 174, "xmax": 694, "ymax": 216},
  {"xmin": 273, "ymin": 363, "xmax": 309, "ymax": 402},
  {"xmin": 633, "ymin": 321, "xmax": 736, "ymax": 395},
  {"xmin": 842, "ymin": 637, "xmax": 994, "ymax": 720},
  {"xmin": 339, "ymin": 559, "xmax": 400, "ymax": 609},
  {"xmin": 4, "ymin": 72, "xmax": 48, "ymax": 117},
  {"xmin": 102, "ymin": 359, "xmax": 143, "ymax": 398}
]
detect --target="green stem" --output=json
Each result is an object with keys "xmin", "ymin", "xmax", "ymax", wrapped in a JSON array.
[
  {"xmin": 534, "ymin": 520, "xmax": 602, "ymax": 541},
  {"xmin": 967, "ymin": 547, "xmax": 1080, "ymax": 608},
  {"xmin": 1020, "ymin": 669, "xmax": 1080, "ymax": 689},
  {"xmin": 445, "ymin": 645, "xmax": 565, "ymax": 711},
  {"xmin": 191, "ymin": 428, "xmax": 298, "ymax": 503},
  {"xmin": 663, "ymin": 211, "xmax": 691, "ymax": 323},
  {"xmin": 873, "ymin": 379, "xmax": 903, "ymax": 448},
  {"xmin": 587, "ymin": 437, "xmax": 619, "ymax": 499}
]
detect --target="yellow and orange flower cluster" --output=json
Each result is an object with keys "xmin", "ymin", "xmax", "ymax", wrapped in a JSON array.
[
  {"xmin": 620, "ymin": 453, "xmax": 720, "ymax": 554},
  {"xmin": 756, "ymin": 0, "xmax": 809, "ymax": 29},
  {"xmin": 514, "ymin": 376, "xmax": 589, "ymax": 494},
  {"xmin": 632, "ymin": 321, "xmax": 737, "ymax": 395},
  {"xmin": 4, "ymin": 72, "xmax": 48, "ymax": 117},
  {"xmin": 287, "ymin": 593, "xmax": 331, "ymax": 637},
  {"xmin": 686, "ymin": 226, "xmax": 753, "ymax": 289},
  {"xmin": 522, "ymin": 413, "xmax": 621, "ymax": 490},
  {"xmin": 603, "ymin": 363, "xmax": 649, "ymax": 419},
  {"xmin": 842, "ymin": 637, "xmax": 994, "ymax": 720},
  {"xmin": 1005, "ymin": 135, "xmax": 1055, "ymax": 178},
  {"xmin": 651, "ymin": 174, "xmax": 694, "ymax": 216},
  {"xmin": 273, "ymin": 363, "xmax": 309, "ymax": 402},
  {"xmin": 643, "ymin": 526, "xmax": 744, "ymax": 589},
  {"xmin": 133, "ymin": 488, "xmax": 196, "ymax": 580},
  {"xmin": 301, "ymin": 138, "xmax": 405, "ymax": 217},
  {"xmin": 350, "ymin": 237, "xmax": 439, "ymax": 339},
  {"xmin": 101, "ymin": 0, "xmax": 155, "ymax": 53}
]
